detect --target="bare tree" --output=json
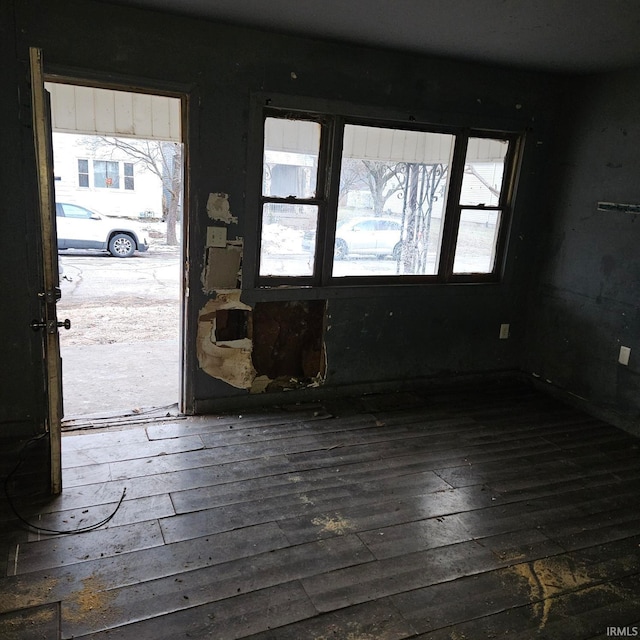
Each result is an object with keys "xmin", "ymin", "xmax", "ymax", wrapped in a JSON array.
[
  {"xmin": 399, "ymin": 162, "xmax": 448, "ymax": 274},
  {"xmin": 339, "ymin": 156, "xmax": 447, "ymax": 274},
  {"xmin": 83, "ymin": 136, "xmax": 183, "ymax": 245},
  {"xmin": 463, "ymin": 164, "xmax": 501, "ymax": 200},
  {"xmin": 339, "ymin": 158, "xmax": 406, "ymax": 215},
  {"xmin": 338, "ymin": 158, "xmax": 366, "ymax": 207},
  {"xmin": 159, "ymin": 142, "xmax": 182, "ymax": 246},
  {"xmin": 361, "ymin": 160, "xmax": 405, "ymax": 216}
]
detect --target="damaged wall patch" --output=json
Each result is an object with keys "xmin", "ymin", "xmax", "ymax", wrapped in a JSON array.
[
  {"xmin": 201, "ymin": 244, "xmax": 242, "ymax": 292},
  {"xmin": 197, "ymin": 293, "xmax": 256, "ymax": 389},
  {"xmin": 206, "ymin": 192, "xmax": 238, "ymax": 224},
  {"xmin": 251, "ymin": 299, "xmax": 327, "ymax": 392}
]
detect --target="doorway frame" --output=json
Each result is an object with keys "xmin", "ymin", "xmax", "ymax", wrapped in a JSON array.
[{"xmin": 42, "ymin": 64, "xmax": 197, "ymax": 416}]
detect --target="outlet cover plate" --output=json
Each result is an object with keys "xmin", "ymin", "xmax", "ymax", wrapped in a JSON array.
[{"xmin": 619, "ymin": 346, "xmax": 631, "ymax": 366}]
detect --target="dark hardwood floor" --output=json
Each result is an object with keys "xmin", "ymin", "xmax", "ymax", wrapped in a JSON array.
[{"xmin": 1, "ymin": 378, "xmax": 639, "ymax": 639}]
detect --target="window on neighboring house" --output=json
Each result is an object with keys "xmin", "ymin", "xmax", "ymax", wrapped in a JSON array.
[
  {"xmin": 77, "ymin": 159, "xmax": 89, "ymax": 187},
  {"xmin": 255, "ymin": 107, "xmax": 521, "ymax": 287},
  {"xmin": 124, "ymin": 162, "xmax": 134, "ymax": 190},
  {"xmin": 94, "ymin": 160, "xmax": 120, "ymax": 189}
]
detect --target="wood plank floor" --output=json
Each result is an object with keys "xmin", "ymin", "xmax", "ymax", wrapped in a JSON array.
[{"xmin": 1, "ymin": 378, "xmax": 640, "ymax": 639}]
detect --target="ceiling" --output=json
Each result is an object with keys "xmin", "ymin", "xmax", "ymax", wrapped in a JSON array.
[{"xmin": 100, "ymin": 0, "xmax": 640, "ymax": 73}]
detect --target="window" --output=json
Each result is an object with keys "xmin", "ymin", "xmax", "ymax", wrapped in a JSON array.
[
  {"xmin": 260, "ymin": 117, "xmax": 322, "ymax": 278},
  {"xmin": 124, "ymin": 162, "xmax": 134, "ymax": 190},
  {"xmin": 90, "ymin": 160, "xmax": 135, "ymax": 190},
  {"xmin": 334, "ymin": 124, "xmax": 454, "ymax": 277},
  {"xmin": 453, "ymin": 138, "xmax": 510, "ymax": 274},
  {"xmin": 77, "ymin": 159, "xmax": 89, "ymax": 187},
  {"xmin": 256, "ymin": 108, "xmax": 521, "ymax": 287},
  {"xmin": 94, "ymin": 160, "xmax": 120, "ymax": 189},
  {"xmin": 58, "ymin": 203, "xmax": 93, "ymax": 218}
]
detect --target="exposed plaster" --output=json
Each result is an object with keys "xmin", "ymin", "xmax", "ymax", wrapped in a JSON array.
[
  {"xmin": 201, "ymin": 240, "xmax": 243, "ymax": 293},
  {"xmin": 196, "ymin": 292, "xmax": 256, "ymax": 389},
  {"xmin": 250, "ymin": 375, "xmax": 271, "ymax": 394},
  {"xmin": 197, "ymin": 297, "xmax": 329, "ymax": 393},
  {"xmin": 206, "ymin": 192, "xmax": 238, "ymax": 224}
]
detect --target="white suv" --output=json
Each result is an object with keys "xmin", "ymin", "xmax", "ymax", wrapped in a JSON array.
[{"xmin": 56, "ymin": 203, "xmax": 149, "ymax": 258}]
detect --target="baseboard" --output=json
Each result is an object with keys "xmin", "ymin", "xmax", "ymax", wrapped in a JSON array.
[
  {"xmin": 193, "ymin": 369, "xmax": 520, "ymax": 414},
  {"xmin": 524, "ymin": 373, "xmax": 640, "ymax": 438}
]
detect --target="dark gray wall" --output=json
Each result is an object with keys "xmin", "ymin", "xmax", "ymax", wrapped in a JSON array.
[
  {"xmin": 2, "ymin": 0, "xmax": 561, "ymax": 436},
  {"xmin": 0, "ymin": 1, "xmax": 47, "ymax": 436},
  {"xmin": 525, "ymin": 68, "xmax": 640, "ymax": 431}
]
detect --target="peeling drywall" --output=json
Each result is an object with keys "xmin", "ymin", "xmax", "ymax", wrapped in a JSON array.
[
  {"xmin": 206, "ymin": 192, "xmax": 238, "ymax": 224},
  {"xmin": 201, "ymin": 192, "xmax": 242, "ymax": 293},
  {"xmin": 196, "ymin": 293, "xmax": 256, "ymax": 389},
  {"xmin": 197, "ymin": 293, "xmax": 328, "ymax": 393},
  {"xmin": 201, "ymin": 242, "xmax": 243, "ymax": 292},
  {"xmin": 250, "ymin": 375, "xmax": 271, "ymax": 394},
  {"xmin": 198, "ymin": 193, "xmax": 328, "ymax": 393}
]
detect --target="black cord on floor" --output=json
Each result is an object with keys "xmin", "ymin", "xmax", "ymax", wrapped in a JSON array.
[{"xmin": 3, "ymin": 432, "xmax": 126, "ymax": 536}]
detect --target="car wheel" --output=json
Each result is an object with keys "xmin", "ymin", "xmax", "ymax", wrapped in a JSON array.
[
  {"xmin": 392, "ymin": 242, "xmax": 402, "ymax": 261},
  {"xmin": 109, "ymin": 233, "xmax": 136, "ymax": 258},
  {"xmin": 335, "ymin": 239, "xmax": 348, "ymax": 260}
]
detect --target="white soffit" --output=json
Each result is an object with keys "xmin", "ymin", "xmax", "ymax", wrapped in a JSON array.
[
  {"xmin": 44, "ymin": 82, "xmax": 181, "ymax": 142},
  {"xmin": 265, "ymin": 119, "xmax": 508, "ymax": 163}
]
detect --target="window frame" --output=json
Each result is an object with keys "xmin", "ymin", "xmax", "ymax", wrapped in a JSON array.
[
  {"xmin": 77, "ymin": 158, "xmax": 89, "ymax": 188},
  {"xmin": 123, "ymin": 162, "xmax": 135, "ymax": 190},
  {"xmin": 93, "ymin": 159, "xmax": 120, "ymax": 189},
  {"xmin": 251, "ymin": 100, "xmax": 524, "ymax": 290},
  {"xmin": 439, "ymin": 131, "xmax": 522, "ymax": 284}
]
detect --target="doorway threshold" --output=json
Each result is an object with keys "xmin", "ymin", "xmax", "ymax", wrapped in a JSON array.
[{"xmin": 61, "ymin": 403, "xmax": 184, "ymax": 432}]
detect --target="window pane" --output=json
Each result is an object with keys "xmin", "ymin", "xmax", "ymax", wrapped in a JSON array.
[
  {"xmin": 263, "ymin": 118, "xmax": 320, "ymax": 198},
  {"xmin": 124, "ymin": 164, "xmax": 134, "ymax": 189},
  {"xmin": 259, "ymin": 203, "xmax": 317, "ymax": 277},
  {"xmin": 78, "ymin": 159, "xmax": 89, "ymax": 187},
  {"xmin": 453, "ymin": 208, "xmax": 501, "ymax": 274},
  {"xmin": 107, "ymin": 161, "xmax": 120, "ymax": 188},
  {"xmin": 94, "ymin": 160, "xmax": 120, "ymax": 188},
  {"xmin": 62, "ymin": 204, "xmax": 92, "ymax": 219},
  {"xmin": 460, "ymin": 138, "xmax": 508, "ymax": 206},
  {"xmin": 334, "ymin": 124, "xmax": 454, "ymax": 277}
]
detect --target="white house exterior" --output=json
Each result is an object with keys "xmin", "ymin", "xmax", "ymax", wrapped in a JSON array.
[{"xmin": 52, "ymin": 132, "xmax": 164, "ymax": 220}]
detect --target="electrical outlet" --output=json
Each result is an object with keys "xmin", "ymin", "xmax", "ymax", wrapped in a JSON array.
[
  {"xmin": 499, "ymin": 323, "xmax": 510, "ymax": 339},
  {"xmin": 619, "ymin": 346, "xmax": 631, "ymax": 366}
]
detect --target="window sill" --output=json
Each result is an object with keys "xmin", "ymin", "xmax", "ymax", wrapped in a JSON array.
[{"xmin": 242, "ymin": 279, "xmax": 503, "ymax": 303}]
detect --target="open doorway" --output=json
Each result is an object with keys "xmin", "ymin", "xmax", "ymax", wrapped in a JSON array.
[{"xmin": 45, "ymin": 81, "xmax": 185, "ymax": 421}]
